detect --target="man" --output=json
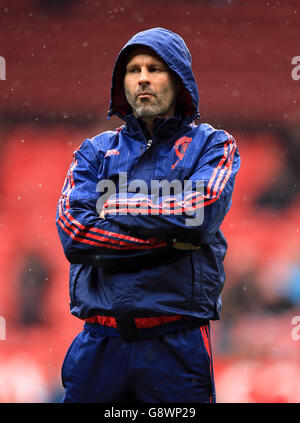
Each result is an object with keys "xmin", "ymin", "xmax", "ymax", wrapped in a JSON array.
[{"xmin": 56, "ymin": 27, "xmax": 240, "ymax": 403}]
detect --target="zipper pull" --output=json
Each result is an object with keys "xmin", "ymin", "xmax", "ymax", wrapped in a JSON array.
[{"xmin": 146, "ymin": 139, "xmax": 152, "ymax": 149}]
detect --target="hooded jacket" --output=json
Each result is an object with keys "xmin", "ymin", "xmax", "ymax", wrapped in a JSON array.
[{"xmin": 56, "ymin": 28, "xmax": 241, "ymax": 341}]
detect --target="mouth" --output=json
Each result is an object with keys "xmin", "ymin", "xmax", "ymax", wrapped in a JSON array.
[{"xmin": 137, "ymin": 92, "xmax": 154, "ymax": 99}]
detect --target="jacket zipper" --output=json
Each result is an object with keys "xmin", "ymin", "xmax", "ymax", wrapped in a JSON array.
[
  {"xmin": 139, "ymin": 138, "xmax": 152, "ymax": 157},
  {"xmin": 146, "ymin": 139, "xmax": 152, "ymax": 149}
]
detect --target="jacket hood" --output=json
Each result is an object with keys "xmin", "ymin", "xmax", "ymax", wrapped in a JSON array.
[{"xmin": 108, "ymin": 27, "xmax": 200, "ymax": 122}]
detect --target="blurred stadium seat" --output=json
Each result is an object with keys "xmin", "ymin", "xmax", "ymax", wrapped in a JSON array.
[{"xmin": 0, "ymin": 0, "xmax": 299, "ymax": 123}]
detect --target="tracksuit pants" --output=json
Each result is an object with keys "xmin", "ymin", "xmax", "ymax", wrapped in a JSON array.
[{"xmin": 61, "ymin": 322, "xmax": 216, "ymax": 403}]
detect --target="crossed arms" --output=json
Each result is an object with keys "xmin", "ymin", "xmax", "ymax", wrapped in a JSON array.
[{"xmin": 56, "ymin": 130, "xmax": 240, "ymax": 266}]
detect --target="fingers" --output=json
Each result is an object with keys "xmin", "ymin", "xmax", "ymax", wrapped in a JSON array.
[{"xmin": 172, "ymin": 241, "xmax": 200, "ymax": 250}]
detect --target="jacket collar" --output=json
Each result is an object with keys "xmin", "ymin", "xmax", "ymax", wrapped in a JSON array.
[{"xmin": 122, "ymin": 113, "xmax": 194, "ymax": 142}]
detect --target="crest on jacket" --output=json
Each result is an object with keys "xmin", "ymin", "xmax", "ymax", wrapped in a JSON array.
[{"xmin": 171, "ymin": 136, "xmax": 192, "ymax": 169}]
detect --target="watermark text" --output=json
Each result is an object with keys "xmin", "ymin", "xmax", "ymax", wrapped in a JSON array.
[
  {"xmin": 291, "ymin": 316, "xmax": 300, "ymax": 341},
  {"xmin": 0, "ymin": 316, "xmax": 6, "ymax": 340},
  {"xmin": 291, "ymin": 56, "xmax": 300, "ymax": 81},
  {"xmin": 0, "ymin": 56, "xmax": 6, "ymax": 80},
  {"xmin": 96, "ymin": 172, "xmax": 204, "ymax": 227}
]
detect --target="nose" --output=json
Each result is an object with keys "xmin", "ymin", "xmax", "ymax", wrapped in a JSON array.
[{"xmin": 138, "ymin": 67, "xmax": 151, "ymax": 85}]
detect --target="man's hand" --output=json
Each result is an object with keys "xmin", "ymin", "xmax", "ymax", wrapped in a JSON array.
[{"xmin": 172, "ymin": 241, "xmax": 200, "ymax": 250}]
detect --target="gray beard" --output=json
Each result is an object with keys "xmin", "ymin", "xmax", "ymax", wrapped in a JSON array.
[
  {"xmin": 124, "ymin": 86, "xmax": 176, "ymax": 120},
  {"xmin": 134, "ymin": 102, "xmax": 165, "ymax": 119}
]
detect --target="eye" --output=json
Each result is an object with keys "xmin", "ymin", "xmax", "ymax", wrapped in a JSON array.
[{"xmin": 127, "ymin": 66, "xmax": 140, "ymax": 73}]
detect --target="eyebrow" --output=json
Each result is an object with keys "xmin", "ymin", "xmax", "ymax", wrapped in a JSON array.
[{"xmin": 126, "ymin": 59, "xmax": 167, "ymax": 70}]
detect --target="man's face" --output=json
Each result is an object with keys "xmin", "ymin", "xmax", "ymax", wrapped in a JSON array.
[{"xmin": 123, "ymin": 48, "xmax": 177, "ymax": 121}]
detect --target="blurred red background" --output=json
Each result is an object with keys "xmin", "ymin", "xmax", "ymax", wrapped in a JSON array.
[{"xmin": 0, "ymin": 0, "xmax": 299, "ymax": 402}]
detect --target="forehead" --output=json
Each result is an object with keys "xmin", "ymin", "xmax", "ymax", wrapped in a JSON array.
[{"xmin": 125, "ymin": 46, "xmax": 167, "ymax": 67}]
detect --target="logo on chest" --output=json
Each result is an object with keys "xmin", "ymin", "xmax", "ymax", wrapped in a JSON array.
[
  {"xmin": 104, "ymin": 149, "xmax": 120, "ymax": 158},
  {"xmin": 171, "ymin": 136, "xmax": 192, "ymax": 169}
]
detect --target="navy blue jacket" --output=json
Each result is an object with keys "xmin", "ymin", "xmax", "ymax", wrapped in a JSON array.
[{"xmin": 56, "ymin": 28, "xmax": 241, "ymax": 341}]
